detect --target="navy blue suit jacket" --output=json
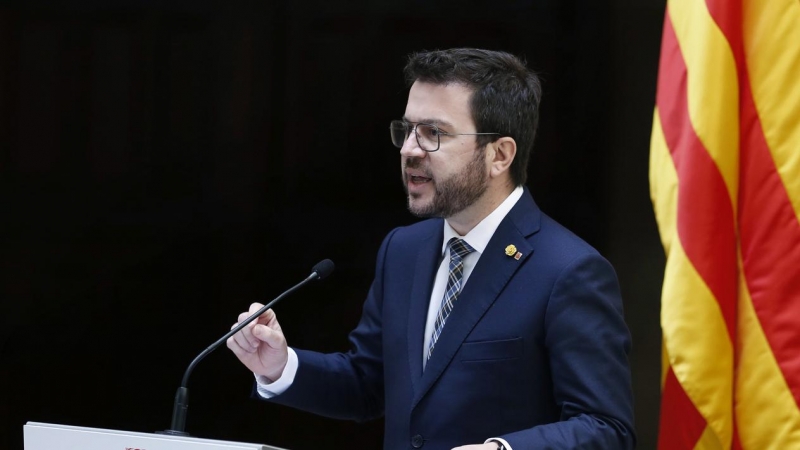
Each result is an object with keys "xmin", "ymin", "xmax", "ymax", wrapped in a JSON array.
[{"xmin": 268, "ymin": 190, "xmax": 635, "ymax": 449}]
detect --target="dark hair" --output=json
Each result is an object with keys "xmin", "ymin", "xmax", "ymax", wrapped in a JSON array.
[{"xmin": 404, "ymin": 48, "xmax": 542, "ymax": 186}]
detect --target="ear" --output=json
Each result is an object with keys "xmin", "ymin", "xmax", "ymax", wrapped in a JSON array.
[{"xmin": 487, "ymin": 137, "xmax": 517, "ymax": 179}]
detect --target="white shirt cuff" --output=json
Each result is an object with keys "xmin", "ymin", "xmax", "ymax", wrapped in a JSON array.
[
  {"xmin": 485, "ymin": 437, "xmax": 512, "ymax": 450},
  {"xmin": 254, "ymin": 348, "xmax": 299, "ymax": 399}
]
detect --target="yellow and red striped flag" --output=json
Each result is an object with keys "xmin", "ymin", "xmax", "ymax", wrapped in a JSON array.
[{"xmin": 649, "ymin": 0, "xmax": 800, "ymax": 447}]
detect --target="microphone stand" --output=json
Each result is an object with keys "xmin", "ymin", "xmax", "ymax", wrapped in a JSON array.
[{"xmin": 161, "ymin": 267, "xmax": 327, "ymax": 436}]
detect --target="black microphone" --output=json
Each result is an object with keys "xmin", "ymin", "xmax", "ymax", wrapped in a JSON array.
[{"xmin": 161, "ymin": 259, "xmax": 335, "ymax": 436}]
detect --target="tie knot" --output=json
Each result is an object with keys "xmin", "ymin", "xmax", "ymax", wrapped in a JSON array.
[{"xmin": 447, "ymin": 238, "xmax": 475, "ymax": 260}]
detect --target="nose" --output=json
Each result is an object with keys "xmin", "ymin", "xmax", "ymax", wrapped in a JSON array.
[{"xmin": 399, "ymin": 130, "xmax": 427, "ymax": 159}]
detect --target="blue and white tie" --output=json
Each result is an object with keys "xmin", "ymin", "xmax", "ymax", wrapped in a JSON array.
[{"xmin": 427, "ymin": 237, "xmax": 476, "ymax": 360}]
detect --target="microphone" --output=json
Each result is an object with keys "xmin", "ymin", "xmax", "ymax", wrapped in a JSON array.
[{"xmin": 161, "ymin": 259, "xmax": 335, "ymax": 436}]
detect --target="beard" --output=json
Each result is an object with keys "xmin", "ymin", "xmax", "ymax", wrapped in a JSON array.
[{"xmin": 403, "ymin": 148, "xmax": 488, "ymax": 219}]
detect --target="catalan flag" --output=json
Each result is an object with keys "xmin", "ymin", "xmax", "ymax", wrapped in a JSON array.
[{"xmin": 649, "ymin": 0, "xmax": 800, "ymax": 447}]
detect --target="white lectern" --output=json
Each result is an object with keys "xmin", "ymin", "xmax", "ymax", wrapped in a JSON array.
[{"xmin": 24, "ymin": 422, "xmax": 287, "ymax": 450}]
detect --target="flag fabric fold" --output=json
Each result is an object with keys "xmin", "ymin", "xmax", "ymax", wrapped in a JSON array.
[{"xmin": 650, "ymin": 0, "xmax": 800, "ymax": 448}]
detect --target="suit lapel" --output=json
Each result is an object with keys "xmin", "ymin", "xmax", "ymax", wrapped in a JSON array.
[
  {"xmin": 406, "ymin": 223, "xmax": 443, "ymax": 393},
  {"xmin": 410, "ymin": 190, "xmax": 541, "ymax": 410}
]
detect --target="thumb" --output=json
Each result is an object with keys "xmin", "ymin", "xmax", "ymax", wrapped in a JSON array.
[{"xmin": 252, "ymin": 324, "xmax": 285, "ymax": 348}]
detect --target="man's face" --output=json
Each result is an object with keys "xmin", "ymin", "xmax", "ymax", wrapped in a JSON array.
[{"xmin": 400, "ymin": 81, "xmax": 489, "ymax": 219}]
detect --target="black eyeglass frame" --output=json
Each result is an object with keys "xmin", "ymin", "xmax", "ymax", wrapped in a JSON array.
[{"xmin": 389, "ymin": 120, "xmax": 500, "ymax": 152}]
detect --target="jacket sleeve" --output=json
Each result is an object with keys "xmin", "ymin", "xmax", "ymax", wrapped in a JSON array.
[{"xmin": 502, "ymin": 253, "xmax": 636, "ymax": 449}]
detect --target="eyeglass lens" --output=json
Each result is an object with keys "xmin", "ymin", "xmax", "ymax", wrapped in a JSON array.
[{"xmin": 390, "ymin": 121, "xmax": 438, "ymax": 151}]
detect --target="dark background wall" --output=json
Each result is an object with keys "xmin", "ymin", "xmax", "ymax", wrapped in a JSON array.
[{"xmin": 0, "ymin": 1, "xmax": 666, "ymax": 448}]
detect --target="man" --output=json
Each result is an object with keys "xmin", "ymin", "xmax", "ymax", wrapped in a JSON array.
[{"xmin": 228, "ymin": 48, "xmax": 635, "ymax": 449}]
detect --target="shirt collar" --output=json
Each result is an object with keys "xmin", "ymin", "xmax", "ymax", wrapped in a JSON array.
[{"xmin": 442, "ymin": 186, "xmax": 524, "ymax": 256}]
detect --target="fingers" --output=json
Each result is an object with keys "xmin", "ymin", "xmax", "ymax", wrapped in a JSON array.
[
  {"xmin": 228, "ymin": 305, "xmax": 280, "ymax": 353},
  {"xmin": 252, "ymin": 322, "xmax": 286, "ymax": 349},
  {"xmin": 259, "ymin": 308, "xmax": 282, "ymax": 333},
  {"xmin": 228, "ymin": 320, "xmax": 258, "ymax": 355},
  {"xmin": 248, "ymin": 302, "xmax": 265, "ymax": 316},
  {"xmin": 226, "ymin": 304, "xmax": 289, "ymax": 379},
  {"xmin": 226, "ymin": 332, "xmax": 252, "ymax": 357}
]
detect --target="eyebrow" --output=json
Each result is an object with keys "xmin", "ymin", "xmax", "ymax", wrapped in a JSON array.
[{"xmin": 401, "ymin": 116, "xmax": 455, "ymax": 129}]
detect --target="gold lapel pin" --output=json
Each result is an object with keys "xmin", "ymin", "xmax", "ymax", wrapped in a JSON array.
[{"xmin": 505, "ymin": 244, "xmax": 517, "ymax": 256}]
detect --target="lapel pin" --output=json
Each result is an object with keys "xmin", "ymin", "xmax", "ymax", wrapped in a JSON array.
[
  {"xmin": 504, "ymin": 244, "xmax": 517, "ymax": 256},
  {"xmin": 514, "ymin": 252, "xmax": 523, "ymax": 260}
]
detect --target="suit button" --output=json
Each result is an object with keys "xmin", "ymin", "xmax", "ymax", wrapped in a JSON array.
[{"xmin": 411, "ymin": 434, "xmax": 424, "ymax": 448}]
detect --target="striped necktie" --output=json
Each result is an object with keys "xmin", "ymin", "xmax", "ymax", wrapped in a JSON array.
[{"xmin": 427, "ymin": 237, "xmax": 476, "ymax": 360}]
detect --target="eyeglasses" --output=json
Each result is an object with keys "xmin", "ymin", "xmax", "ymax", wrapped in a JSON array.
[{"xmin": 389, "ymin": 120, "xmax": 500, "ymax": 152}]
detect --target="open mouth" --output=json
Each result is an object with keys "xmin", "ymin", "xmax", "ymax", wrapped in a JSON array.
[{"xmin": 409, "ymin": 175, "xmax": 432, "ymax": 184}]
